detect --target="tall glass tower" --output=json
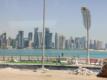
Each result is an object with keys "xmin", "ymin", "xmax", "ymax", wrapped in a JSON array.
[
  {"xmin": 17, "ymin": 31, "xmax": 24, "ymax": 49},
  {"xmin": 28, "ymin": 32, "xmax": 33, "ymax": 41},
  {"xmin": 34, "ymin": 28, "xmax": 39, "ymax": 48},
  {"xmin": 45, "ymin": 28, "xmax": 52, "ymax": 49}
]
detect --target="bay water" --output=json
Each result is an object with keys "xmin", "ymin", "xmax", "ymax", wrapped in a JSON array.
[{"xmin": 0, "ymin": 49, "xmax": 107, "ymax": 58}]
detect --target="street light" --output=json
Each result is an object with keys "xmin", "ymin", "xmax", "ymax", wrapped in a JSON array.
[
  {"xmin": 81, "ymin": 7, "xmax": 91, "ymax": 64},
  {"xmin": 42, "ymin": 0, "xmax": 46, "ymax": 69}
]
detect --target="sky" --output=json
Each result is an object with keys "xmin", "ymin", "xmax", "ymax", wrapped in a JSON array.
[{"xmin": 0, "ymin": 0, "xmax": 107, "ymax": 42}]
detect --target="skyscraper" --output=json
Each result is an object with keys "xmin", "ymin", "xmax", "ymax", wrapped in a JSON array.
[
  {"xmin": 17, "ymin": 31, "xmax": 24, "ymax": 49},
  {"xmin": 59, "ymin": 34, "xmax": 65, "ymax": 49},
  {"xmin": 7, "ymin": 37, "xmax": 12, "ymax": 49},
  {"xmin": 69, "ymin": 37, "xmax": 74, "ymax": 49},
  {"xmin": 105, "ymin": 43, "xmax": 107, "ymax": 49},
  {"xmin": 0, "ymin": 36, "xmax": 1, "ymax": 48},
  {"xmin": 74, "ymin": 37, "xmax": 86, "ymax": 49},
  {"xmin": 55, "ymin": 33, "xmax": 59, "ymax": 49},
  {"xmin": 80, "ymin": 37, "xmax": 86, "ymax": 49},
  {"xmin": 38, "ymin": 32, "xmax": 43, "ymax": 49},
  {"xmin": 65, "ymin": 39, "xmax": 70, "ymax": 49},
  {"xmin": 34, "ymin": 28, "xmax": 39, "ymax": 48},
  {"xmin": 75, "ymin": 37, "xmax": 80, "ymax": 49},
  {"xmin": 45, "ymin": 28, "xmax": 52, "ymax": 49},
  {"xmin": 89, "ymin": 40, "xmax": 94, "ymax": 49},
  {"xmin": 24, "ymin": 38, "xmax": 29, "ymax": 48},
  {"xmin": 28, "ymin": 32, "xmax": 33, "ymax": 48},
  {"xmin": 93, "ymin": 40, "xmax": 97, "ymax": 49},
  {"xmin": 11, "ymin": 39, "xmax": 16, "ymax": 48},
  {"xmin": 28, "ymin": 32, "xmax": 33, "ymax": 41},
  {"xmin": 96, "ymin": 40, "xmax": 103, "ymax": 50},
  {"xmin": 1, "ymin": 33, "xmax": 7, "ymax": 49}
]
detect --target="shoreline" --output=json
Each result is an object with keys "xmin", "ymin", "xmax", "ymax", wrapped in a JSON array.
[{"xmin": 1, "ymin": 48, "xmax": 107, "ymax": 52}]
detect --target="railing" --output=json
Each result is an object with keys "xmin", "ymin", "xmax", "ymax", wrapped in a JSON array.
[{"xmin": 0, "ymin": 56, "xmax": 104, "ymax": 66}]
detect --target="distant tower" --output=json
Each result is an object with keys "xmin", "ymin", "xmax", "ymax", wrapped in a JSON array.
[
  {"xmin": 55, "ymin": 33, "xmax": 59, "ymax": 49},
  {"xmin": 96, "ymin": 40, "xmax": 103, "ymax": 50},
  {"xmin": 0, "ymin": 36, "xmax": 1, "ymax": 48},
  {"xmin": 38, "ymin": 32, "xmax": 43, "ymax": 49},
  {"xmin": 1, "ymin": 33, "xmax": 7, "ymax": 49},
  {"xmin": 34, "ymin": 28, "xmax": 39, "ymax": 48},
  {"xmin": 7, "ymin": 37, "xmax": 12, "ymax": 49},
  {"xmin": 69, "ymin": 37, "xmax": 74, "ymax": 49},
  {"xmin": 28, "ymin": 32, "xmax": 33, "ymax": 48},
  {"xmin": 17, "ymin": 31, "xmax": 24, "ymax": 49},
  {"xmin": 94, "ymin": 40, "xmax": 97, "ymax": 49},
  {"xmin": 65, "ymin": 39, "xmax": 70, "ymax": 49},
  {"xmin": 80, "ymin": 37, "xmax": 86, "ymax": 49},
  {"xmin": 75, "ymin": 37, "xmax": 80, "ymax": 49},
  {"xmin": 59, "ymin": 34, "xmax": 65, "ymax": 49},
  {"xmin": 90, "ymin": 40, "xmax": 93, "ymax": 49},
  {"xmin": 28, "ymin": 32, "xmax": 33, "ymax": 41},
  {"xmin": 11, "ymin": 39, "xmax": 16, "ymax": 48},
  {"xmin": 45, "ymin": 28, "xmax": 52, "ymax": 49}
]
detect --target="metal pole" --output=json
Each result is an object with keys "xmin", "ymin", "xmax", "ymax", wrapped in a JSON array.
[
  {"xmin": 86, "ymin": 10, "xmax": 90, "ymax": 65},
  {"xmin": 42, "ymin": 0, "xmax": 46, "ymax": 69},
  {"xmin": 81, "ymin": 7, "xmax": 91, "ymax": 65},
  {"xmin": 87, "ymin": 28, "xmax": 90, "ymax": 64}
]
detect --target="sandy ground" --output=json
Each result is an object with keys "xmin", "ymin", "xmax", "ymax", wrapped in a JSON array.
[{"xmin": 0, "ymin": 68, "xmax": 106, "ymax": 80}]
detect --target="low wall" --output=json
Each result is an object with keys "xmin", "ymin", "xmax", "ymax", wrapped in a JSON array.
[{"xmin": 0, "ymin": 64, "xmax": 101, "ymax": 71}]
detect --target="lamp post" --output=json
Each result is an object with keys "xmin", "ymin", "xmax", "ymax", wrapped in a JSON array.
[
  {"xmin": 81, "ymin": 7, "xmax": 91, "ymax": 64},
  {"xmin": 42, "ymin": 0, "xmax": 46, "ymax": 69}
]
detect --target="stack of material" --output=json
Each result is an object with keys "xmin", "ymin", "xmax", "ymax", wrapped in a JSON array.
[
  {"xmin": 97, "ymin": 64, "xmax": 107, "ymax": 78},
  {"xmin": 34, "ymin": 68, "xmax": 49, "ymax": 73},
  {"xmin": 73, "ymin": 67, "xmax": 94, "ymax": 75}
]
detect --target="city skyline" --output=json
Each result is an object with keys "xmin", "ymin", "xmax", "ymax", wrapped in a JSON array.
[
  {"xmin": 0, "ymin": 27, "xmax": 106, "ymax": 50},
  {"xmin": 0, "ymin": 0, "xmax": 107, "ymax": 42}
]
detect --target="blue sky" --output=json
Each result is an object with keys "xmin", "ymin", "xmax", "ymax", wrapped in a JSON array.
[{"xmin": 0, "ymin": 0, "xmax": 107, "ymax": 42}]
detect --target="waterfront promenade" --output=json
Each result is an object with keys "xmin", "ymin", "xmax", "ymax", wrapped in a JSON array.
[{"xmin": 0, "ymin": 56, "xmax": 103, "ymax": 65}]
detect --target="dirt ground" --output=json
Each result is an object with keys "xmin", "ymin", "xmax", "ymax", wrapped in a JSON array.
[{"xmin": 0, "ymin": 68, "xmax": 106, "ymax": 80}]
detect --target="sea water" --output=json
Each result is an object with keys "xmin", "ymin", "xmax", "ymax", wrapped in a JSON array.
[{"xmin": 0, "ymin": 49, "xmax": 107, "ymax": 58}]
